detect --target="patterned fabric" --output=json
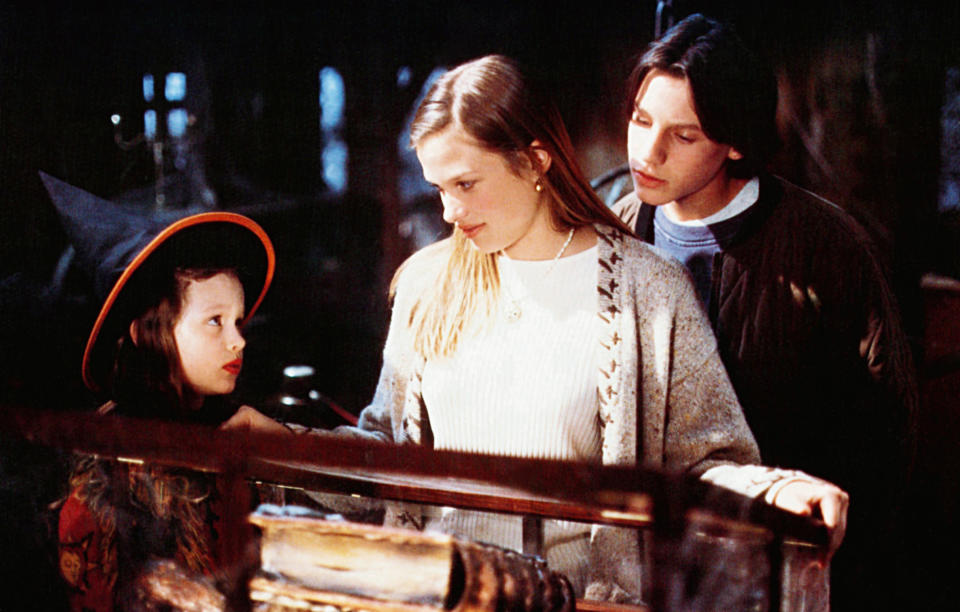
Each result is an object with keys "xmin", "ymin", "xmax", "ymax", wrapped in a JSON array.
[
  {"xmin": 59, "ymin": 489, "xmax": 114, "ymax": 612},
  {"xmin": 57, "ymin": 456, "xmax": 224, "ymax": 611}
]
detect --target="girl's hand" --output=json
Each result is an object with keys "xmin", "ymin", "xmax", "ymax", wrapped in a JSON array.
[
  {"xmin": 220, "ymin": 405, "xmax": 292, "ymax": 436},
  {"xmin": 773, "ymin": 479, "xmax": 850, "ymax": 558}
]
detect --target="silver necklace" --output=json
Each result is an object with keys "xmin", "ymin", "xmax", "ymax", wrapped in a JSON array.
[{"xmin": 499, "ymin": 227, "xmax": 576, "ymax": 323}]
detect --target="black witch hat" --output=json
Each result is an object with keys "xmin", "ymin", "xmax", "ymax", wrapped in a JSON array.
[{"xmin": 40, "ymin": 172, "xmax": 275, "ymax": 392}]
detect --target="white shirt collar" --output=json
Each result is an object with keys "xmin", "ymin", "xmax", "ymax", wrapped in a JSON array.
[{"xmin": 666, "ymin": 176, "xmax": 760, "ymax": 227}]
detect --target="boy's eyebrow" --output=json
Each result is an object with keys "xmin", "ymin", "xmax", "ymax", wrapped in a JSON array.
[
  {"xmin": 632, "ymin": 104, "xmax": 703, "ymax": 131},
  {"xmin": 669, "ymin": 122, "xmax": 704, "ymax": 132}
]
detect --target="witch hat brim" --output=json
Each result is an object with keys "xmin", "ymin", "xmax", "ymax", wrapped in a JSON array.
[{"xmin": 40, "ymin": 172, "xmax": 275, "ymax": 392}]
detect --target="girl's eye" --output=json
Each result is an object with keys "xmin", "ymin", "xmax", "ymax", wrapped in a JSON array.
[
  {"xmin": 630, "ymin": 111, "xmax": 650, "ymax": 126},
  {"xmin": 676, "ymin": 133, "xmax": 696, "ymax": 144},
  {"xmin": 457, "ymin": 180, "xmax": 474, "ymax": 191},
  {"xmin": 207, "ymin": 315, "xmax": 222, "ymax": 327}
]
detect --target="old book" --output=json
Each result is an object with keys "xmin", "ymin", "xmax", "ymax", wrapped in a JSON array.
[{"xmin": 248, "ymin": 505, "xmax": 574, "ymax": 612}]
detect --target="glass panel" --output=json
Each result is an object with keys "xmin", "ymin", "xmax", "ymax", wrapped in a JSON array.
[
  {"xmin": 318, "ymin": 66, "xmax": 344, "ymax": 131},
  {"xmin": 322, "ymin": 138, "xmax": 347, "ymax": 194},
  {"xmin": 142, "ymin": 73, "xmax": 154, "ymax": 102},
  {"xmin": 167, "ymin": 108, "xmax": 189, "ymax": 139},
  {"xmin": 165, "ymin": 72, "xmax": 187, "ymax": 102},
  {"xmin": 143, "ymin": 109, "xmax": 157, "ymax": 140}
]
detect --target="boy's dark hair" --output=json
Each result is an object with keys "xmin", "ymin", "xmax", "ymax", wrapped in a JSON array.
[{"xmin": 627, "ymin": 13, "xmax": 779, "ymax": 178}]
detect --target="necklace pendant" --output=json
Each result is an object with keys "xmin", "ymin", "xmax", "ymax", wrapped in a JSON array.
[
  {"xmin": 498, "ymin": 227, "xmax": 573, "ymax": 324},
  {"xmin": 505, "ymin": 300, "xmax": 522, "ymax": 322}
]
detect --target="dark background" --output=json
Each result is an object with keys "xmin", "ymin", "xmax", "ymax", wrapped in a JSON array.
[{"xmin": 1, "ymin": 1, "xmax": 958, "ymax": 609}]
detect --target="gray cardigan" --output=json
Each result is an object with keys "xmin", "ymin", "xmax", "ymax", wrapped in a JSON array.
[
  {"xmin": 343, "ymin": 225, "xmax": 776, "ymax": 600},
  {"xmin": 353, "ymin": 225, "xmax": 760, "ymax": 472}
]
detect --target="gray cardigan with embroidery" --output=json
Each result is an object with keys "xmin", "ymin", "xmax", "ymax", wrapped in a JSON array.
[
  {"xmin": 343, "ymin": 225, "xmax": 764, "ymax": 600},
  {"xmin": 353, "ymin": 225, "xmax": 759, "ymax": 471}
]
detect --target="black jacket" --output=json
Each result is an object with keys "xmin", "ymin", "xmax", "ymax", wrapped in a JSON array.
[{"xmin": 613, "ymin": 175, "xmax": 917, "ymax": 573}]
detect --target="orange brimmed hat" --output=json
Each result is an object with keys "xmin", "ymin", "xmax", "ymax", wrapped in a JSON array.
[{"xmin": 41, "ymin": 172, "xmax": 275, "ymax": 392}]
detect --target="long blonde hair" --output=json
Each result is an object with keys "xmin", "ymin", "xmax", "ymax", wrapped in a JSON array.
[{"xmin": 403, "ymin": 55, "xmax": 632, "ymax": 360}]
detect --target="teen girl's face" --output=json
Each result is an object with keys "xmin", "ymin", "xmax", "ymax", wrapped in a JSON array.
[
  {"xmin": 417, "ymin": 126, "xmax": 554, "ymax": 259},
  {"xmin": 173, "ymin": 272, "xmax": 246, "ymax": 399},
  {"xmin": 627, "ymin": 70, "xmax": 743, "ymax": 220}
]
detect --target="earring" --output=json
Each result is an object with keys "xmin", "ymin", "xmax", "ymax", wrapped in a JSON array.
[{"xmin": 535, "ymin": 179, "xmax": 543, "ymax": 193}]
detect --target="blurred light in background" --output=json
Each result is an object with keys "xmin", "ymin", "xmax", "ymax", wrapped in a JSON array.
[
  {"xmin": 165, "ymin": 72, "xmax": 186, "ymax": 102},
  {"xmin": 144, "ymin": 109, "xmax": 157, "ymax": 140},
  {"xmin": 167, "ymin": 108, "xmax": 189, "ymax": 139},
  {"xmin": 143, "ymin": 74, "xmax": 154, "ymax": 102},
  {"xmin": 319, "ymin": 66, "xmax": 347, "ymax": 194}
]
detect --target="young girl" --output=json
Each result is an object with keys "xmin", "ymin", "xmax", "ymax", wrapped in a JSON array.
[
  {"xmin": 51, "ymin": 202, "xmax": 282, "ymax": 611},
  {"xmin": 345, "ymin": 55, "xmax": 847, "ymax": 602}
]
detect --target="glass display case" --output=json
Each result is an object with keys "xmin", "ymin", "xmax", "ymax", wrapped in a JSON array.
[{"xmin": 1, "ymin": 407, "xmax": 830, "ymax": 611}]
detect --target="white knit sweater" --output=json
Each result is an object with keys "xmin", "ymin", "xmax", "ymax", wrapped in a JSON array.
[
  {"xmin": 419, "ymin": 246, "xmax": 601, "ymax": 591},
  {"xmin": 423, "ymin": 245, "xmax": 601, "ymax": 461}
]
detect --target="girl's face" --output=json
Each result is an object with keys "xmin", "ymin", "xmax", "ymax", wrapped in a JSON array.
[
  {"xmin": 416, "ymin": 126, "xmax": 553, "ymax": 259},
  {"xmin": 173, "ymin": 272, "xmax": 246, "ymax": 400},
  {"xmin": 627, "ymin": 70, "xmax": 743, "ymax": 220}
]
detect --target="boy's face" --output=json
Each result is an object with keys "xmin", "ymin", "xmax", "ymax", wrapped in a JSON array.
[
  {"xmin": 627, "ymin": 70, "xmax": 743, "ymax": 220},
  {"xmin": 173, "ymin": 272, "xmax": 246, "ymax": 399}
]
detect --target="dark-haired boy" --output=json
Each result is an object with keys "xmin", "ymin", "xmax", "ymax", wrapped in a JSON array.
[{"xmin": 613, "ymin": 13, "xmax": 917, "ymax": 609}]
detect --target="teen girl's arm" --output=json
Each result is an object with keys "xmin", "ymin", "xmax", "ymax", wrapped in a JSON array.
[
  {"xmin": 638, "ymin": 249, "xmax": 761, "ymax": 473},
  {"xmin": 651, "ymin": 252, "xmax": 849, "ymax": 555},
  {"xmin": 220, "ymin": 404, "xmax": 292, "ymax": 435},
  {"xmin": 332, "ymin": 281, "xmax": 416, "ymax": 443},
  {"xmin": 669, "ymin": 293, "xmax": 850, "ymax": 555}
]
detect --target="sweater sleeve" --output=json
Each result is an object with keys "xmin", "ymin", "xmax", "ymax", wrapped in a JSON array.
[
  {"xmin": 586, "ymin": 236, "xmax": 760, "ymax": 604},
  {"xmin": 700, "ymin": 463, "xmax": 832, "ymax": 503},
  {"xmin": 661, "ymin": 264, "xmax": 761, "ymax": 475},
  {"xmin": 333, "ymin": 281, "xmax": 414, "ymax": 443}
]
